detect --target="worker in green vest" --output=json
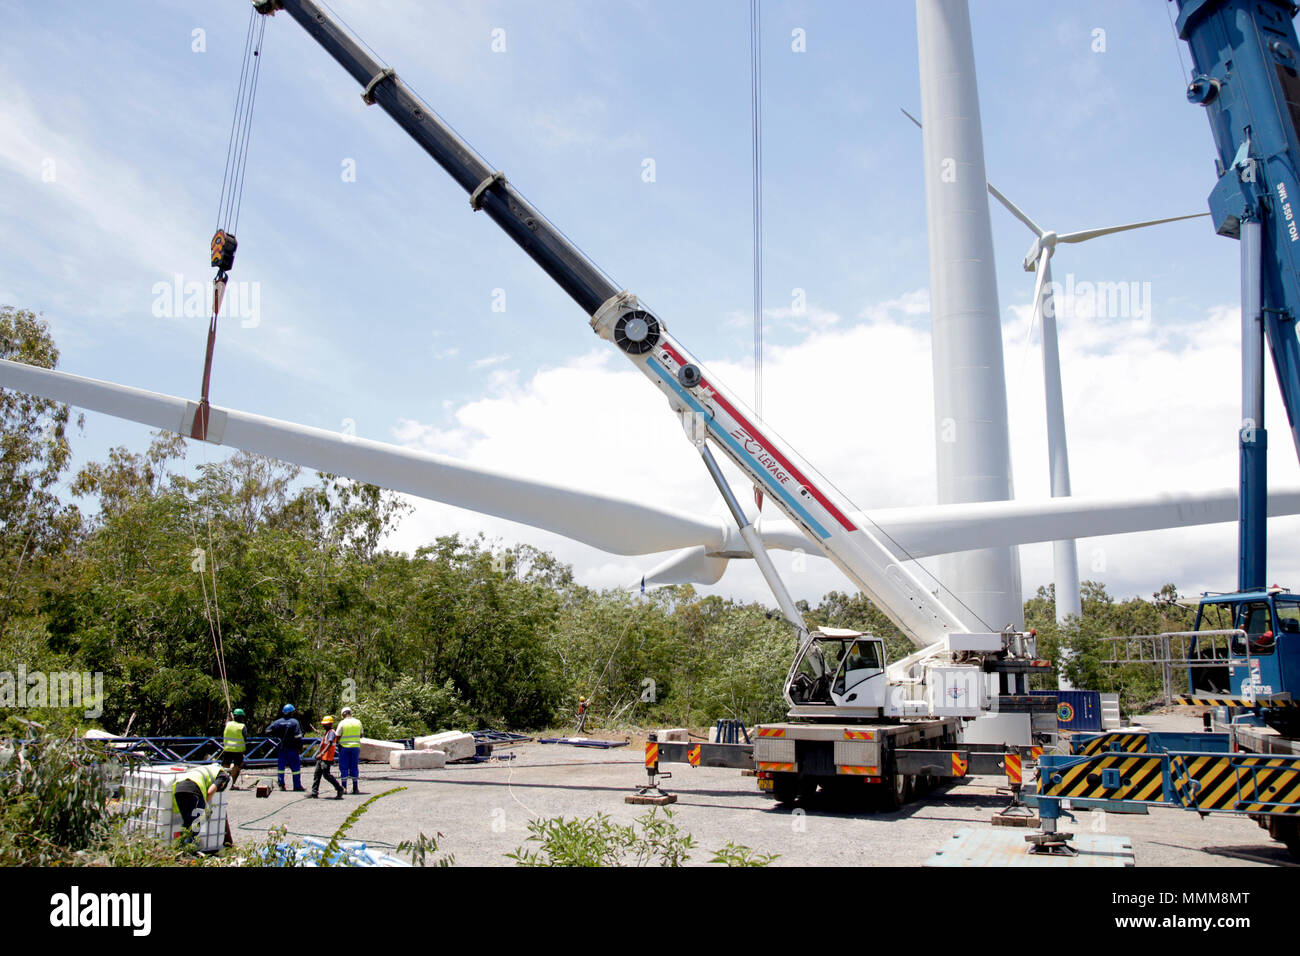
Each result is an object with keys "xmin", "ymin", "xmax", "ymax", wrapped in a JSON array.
[
  {"xmin": 173, "ymin": 763, "xmax": 231, "ymax": 839},
  {"xmin": 222, "ymin": 708, "xmax": 249, "ymax": 786},
  {"xmin": 336, "ymin": 706, "xmax": 363, "ymax": 794}
]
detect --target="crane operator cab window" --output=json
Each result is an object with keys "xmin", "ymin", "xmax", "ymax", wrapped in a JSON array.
[
  {"xmin": 1233, "ymin": 601, "xmax": 1279, "ymax": 656},
  {"xmin": 1272, "ymin": 602, "xmax": 1300, "ymax": 651},
  {"xmin": 788, "ymin": 633, "xmax": 886, "ymax": 707},
  {"xmin": 1232, "ymin": 600, "xmax": 1284, "ymax": 655},
  {"xmin": 832, "ymin": 639, "xmax": 884, "ymax": 699}
]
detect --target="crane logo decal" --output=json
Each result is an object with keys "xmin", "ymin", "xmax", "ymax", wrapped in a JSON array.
[{"xmin": 729, "ymin": 426, "xmax": 792, "ymax": 486}]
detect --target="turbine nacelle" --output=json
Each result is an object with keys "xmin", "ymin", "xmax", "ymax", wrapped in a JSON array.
[{"xmin": 1023, "ymin": 232, "xmax": 1058, "ymax": 271}]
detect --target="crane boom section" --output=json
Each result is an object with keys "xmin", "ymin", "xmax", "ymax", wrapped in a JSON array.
[{"xmin": 1178, "ymin": 0, "xmax": 1300, "ymax": 459}]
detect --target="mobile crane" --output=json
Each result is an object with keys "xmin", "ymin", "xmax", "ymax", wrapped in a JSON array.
[
  {"xmin": 1024, "ymin": 0, "xmax": 1300, "ymax": 858},
  {"xmin": 241, "ymin": 0, "xmax": 1053, "ymax": 807}
]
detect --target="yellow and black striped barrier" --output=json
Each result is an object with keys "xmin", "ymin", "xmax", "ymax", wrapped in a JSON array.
[
  {"xmin": 1039, "ymin": 752, "xmax": 1168, "ymax": 803},
  {"xmin": 1073, "ymin": 732, "xmax": 1150, "ymax": 756},
  {"xmin": 1174, "ymin": 694, "xmax": 1298, "ymax": 708},
  {"xmin": 1170, "ymin": 754, "xmax": 1300, "ymax": 813},
  {"xmin": 1036, "ymin": 750, "xmax": 1300, "ymax": 816}
]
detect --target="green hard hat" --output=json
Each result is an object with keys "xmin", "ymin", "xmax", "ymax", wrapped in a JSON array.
[{"xmin": 233, "ymin": 708, "xmax": 245, "ymax": 718}]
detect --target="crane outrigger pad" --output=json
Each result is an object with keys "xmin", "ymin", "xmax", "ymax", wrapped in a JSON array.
[{"xmin": 924, "ymin": 828, "xmax": 1134, "ymax": 867}]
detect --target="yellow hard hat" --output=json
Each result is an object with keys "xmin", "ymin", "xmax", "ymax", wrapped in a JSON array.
[{"xmin": 322, "ymin": 715, "xmax": 335, "ymax": 725}]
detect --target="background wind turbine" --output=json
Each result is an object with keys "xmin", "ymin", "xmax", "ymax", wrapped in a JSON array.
[{"xmin": 990, "ymin": 186, "xmax": 1207, "ymax": 626}]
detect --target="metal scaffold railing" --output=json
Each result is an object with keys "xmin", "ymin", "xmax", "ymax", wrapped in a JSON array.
[{"xmin": 1101, "ymin": 629, "xmax": 1250, "ymax": 704}]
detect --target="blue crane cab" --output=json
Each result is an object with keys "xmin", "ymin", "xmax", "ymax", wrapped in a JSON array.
[{"xmin": 1191, "ymin": 587, "xmax": 1300, "ymax": 728}]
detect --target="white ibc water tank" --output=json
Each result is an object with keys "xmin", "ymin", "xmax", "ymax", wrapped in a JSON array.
[{"xmin": 121, "ymin": 764, "xmax": 227, "ymax": 853}]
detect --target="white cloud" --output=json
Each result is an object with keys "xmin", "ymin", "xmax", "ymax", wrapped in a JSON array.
[
  {"xmin": 470, "ymin": 353, "xmax": 511, "ymax": 369},
  {"xmin": 860, "ymin": 288, "xmax": 930, "ymax": 324}
]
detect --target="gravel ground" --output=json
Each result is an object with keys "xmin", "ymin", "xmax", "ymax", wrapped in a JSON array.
[{"xmin": 224, "ymin": 715, "xmax": 1297, "ymax": 867}]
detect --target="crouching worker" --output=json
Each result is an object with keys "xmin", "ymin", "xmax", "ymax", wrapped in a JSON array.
[
  {"xmin": 173, "ymin": 763, "xmax": 232, "ymax": 843},
  {"xmin": 308, "ymin": 715, "xmax": 345, "ymax": 800}
]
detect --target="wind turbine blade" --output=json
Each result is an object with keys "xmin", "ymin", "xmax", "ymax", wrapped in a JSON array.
[
  {"xmin": 1058, "ymin": 212, "xmax": 1209, "ymax": 244},
  {"xmin": 986, "ymin": 182, "xmax": 1045, "ymax": 238},
  {"xmin": 640, "ymin": 546, "xmax": 730, "ymax": 588},
  {"xmin": 1019, "ymin": 246, "xmax": 1052, "ymax": 373},
  {"xmin": 862, "ymin": 487, "xmax": 1300, "ymax": 558},
  {"xmin": 723, "ymin": 487, "xmax": 1300, "ymax": 564},
  {"xmin": 900, "ymin": 106, "xmax": 1043, "ymax": 237},
  {"xmin": 0, "ymin": 359, "xmax": 728, "ymax": 557}
]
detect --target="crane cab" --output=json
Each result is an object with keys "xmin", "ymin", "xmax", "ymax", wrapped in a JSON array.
[
  {"xmin": 786, "ymin": 627, "xmax": 889, "ymax": 715},
  {"xmin": 1191, "ymin": 587, "xmax": 1300, "ymax": 729}
]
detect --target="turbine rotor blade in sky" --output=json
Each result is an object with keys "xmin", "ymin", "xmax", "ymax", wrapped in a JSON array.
[
  {"xmin": 1019, "ymin": 246, "xmax": 1052, "ymax": 371},
  {"xmin": 1057, "ymin": 213, "xmax": 1210, "ymax": 245},
  {"xmin": 986, "ymin": 181, "xmax": 1046, "ymax": 238},
  {"xmin": 0, "ymin": 359, "xmax": 728, "ymax": 557}
]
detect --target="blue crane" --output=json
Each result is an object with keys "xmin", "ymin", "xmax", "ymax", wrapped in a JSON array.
[{"xmin": 1178, "ymin": 0, "xmax": 1300, "ymax": 717}]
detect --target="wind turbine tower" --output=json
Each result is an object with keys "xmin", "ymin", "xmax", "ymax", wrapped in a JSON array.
[{"xmin": 915, "ymin": 0, "xmax": 1023, "ymax": 633}]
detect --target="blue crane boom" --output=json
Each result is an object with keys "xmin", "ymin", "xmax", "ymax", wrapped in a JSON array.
[{"xmin": 1178, "ymin": 0, "xmax": 1300, "ymax": 591}]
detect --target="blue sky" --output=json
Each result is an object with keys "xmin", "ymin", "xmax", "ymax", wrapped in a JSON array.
[{"xmin": 1, "ymin": 0, "xmax": 1294, "ymax": 606}]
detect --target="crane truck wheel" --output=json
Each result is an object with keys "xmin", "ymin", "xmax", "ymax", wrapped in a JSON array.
[
  {"xmin": 876, "ymin": 772, "xmax": 913, "ymax": 812},
  {"xmin": 1268, "ymin": 816, "xmax": 1300, "ymax": 860},
  {"xmin": 771, "ymin": 773, "xmax": 799, "ymax": 805}
]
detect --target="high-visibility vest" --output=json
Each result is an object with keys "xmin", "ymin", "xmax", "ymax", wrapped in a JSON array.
[
  {"xmin": 318, "ymin": 730, "xmax": 338, "ymax": 762},
  {"xmin": 223, "ymin": 720, "xmax": 247, "ymax": 753},
  {"xmin": 173, "ymin": 764, "xmax": 219, "ymax": 816},
  {"xmin": 337, "ymin": 717, "xmax": 362, "ymax": 749}
]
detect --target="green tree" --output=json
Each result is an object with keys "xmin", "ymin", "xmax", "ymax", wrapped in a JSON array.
[{"xmin": 0, "ymin": 307, "xmax": 83, "ymax": 636}]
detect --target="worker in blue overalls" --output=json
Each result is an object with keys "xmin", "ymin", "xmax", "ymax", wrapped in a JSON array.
[{"xmin": 266, "ymin": 704, "xmax": 306, "ymax": 792}]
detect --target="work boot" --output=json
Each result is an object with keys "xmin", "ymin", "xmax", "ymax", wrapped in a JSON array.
[
  {"xmin": 292, "ymin": 775, "xmax": 306, "ymax": 792},
  {"xmin": 277, "ymin": 779, "xmax": 286, "ymax": 791},
  {"xmin": 307, "ymin": 791, "xmax": 319, "ymax": 799},
  {"xmin": 333, "ymin": 789, "xmax": 344, "ymax": 800},
  {"xmin": 351, "ymin": 781, "xmax": 360, "ymax": 795}
]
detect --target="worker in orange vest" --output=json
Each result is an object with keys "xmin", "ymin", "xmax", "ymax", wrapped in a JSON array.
[{"xmin": 308, "ymin": 716, "xmax": 345, "ymax": 800}]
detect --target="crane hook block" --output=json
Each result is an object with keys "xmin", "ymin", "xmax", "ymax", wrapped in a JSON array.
[{"xmin": 210, "ymin": 230, "xmax": 237, "ymax": 272}]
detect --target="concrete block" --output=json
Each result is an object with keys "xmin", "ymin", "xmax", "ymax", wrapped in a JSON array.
[
  {"xmin": 358, "ymin": 738, "xmax": 406, "ymax": 762},
  {"xmin": 656, "ymin": 728, "xmax": 689, "ymax": 743},
  {"xmin": 389, "ymin": 749, "xmax": 447, "ymax": 770},
  {"xmin": 415, "ymin": 731, "xmax": 476, "ymax": 761}
]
